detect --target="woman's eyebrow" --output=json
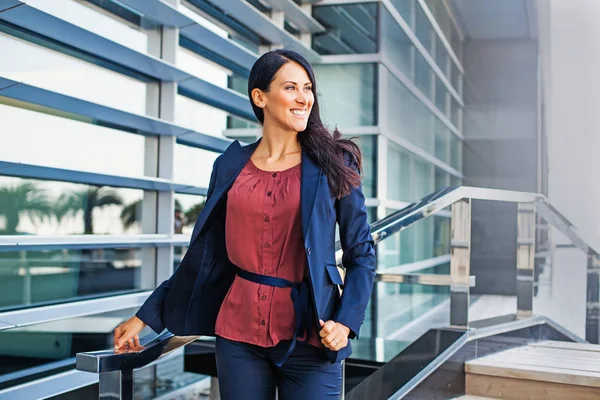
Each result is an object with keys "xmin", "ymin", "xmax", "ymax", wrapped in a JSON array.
[{"xmin": 281, "ymin": 81, "xmax": 312, "ymax": 85}]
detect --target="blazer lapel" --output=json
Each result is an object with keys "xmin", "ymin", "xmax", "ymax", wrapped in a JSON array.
[
  {"xmin": 190, "ymin": 138, "xmax": 323, "ymax": 246},
  {"xmin": 300, "ymin": 151, "xmax": 322, "ymax": 241}
]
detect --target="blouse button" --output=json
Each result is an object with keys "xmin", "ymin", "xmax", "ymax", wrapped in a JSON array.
[
  {"xmin": 264, "ymin": 269, "xmax": 270, "ymax": 274},
  {"xmin": 261, "ymin": 320, "xmax": 266, "ymax": 325},
  {"xmin": 272, "ymin": 172, "xmax": 277, "ymax": 177},
  {"xmin": 267, "ymin": 191, "xmax": 272, "ymax": 196},
  {"xmin": 264, "ymin": 216, "xmax": 270, "ymax": 222},
  {"xmin": 261, "ymin": 295, "xmax": 267, "ymax": 300},
  {"xmin": 264, "ymin": 242, "xmax": 270, "ymax": 248}
]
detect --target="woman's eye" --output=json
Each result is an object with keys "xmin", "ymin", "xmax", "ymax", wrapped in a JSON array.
[
  {"xmin": 305, "ymin": 87, "xmax": 312, "ymax": 91},
  {"xmin": 286, "ymin": 86, "xmax": 294, "ymax": 90}
]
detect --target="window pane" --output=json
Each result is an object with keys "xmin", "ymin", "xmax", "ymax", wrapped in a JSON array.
[
  {"xmin": 435, "ymin": 36, "xmax": 449, "ymax": 76},
  {"xmin": 450, "ymin": 134, "xmax": 462, "ymax": 172},
  {"xmin": 26, "ymin": 0, "xmax": 148, "ymax": 53},
  {"xmin": 381, "ymin": 7, "xmax": 413, "ymax": 80},
  {"xmin": 0, "ymin": 247, "xmax": 155, "ymax": 311},
  {"xmin": 0, "ymin": 32, "xmax": 148, "ymax": 115},
  {"xmin": 451, "ymin": 97, "xmax": 461, "ymax": 128},
  {"xmin": 434, "ymin": 119, "xmax": 450, "ymax": 163},
  {"xmin": 451, "ymin": 62, "xmax": 462, "ymax": 95},
  {"xmin": 435, "ymin": 167, "xmax": 449, "ymax": 190},
  {"xmin": 313, "ymin": 63, "xmax": 377, "ymax": 126},
  {"xmin": 435, "ymin": 77, "xmax": 448, "ymax": 115},
  {"xmin": 0, "ymin": 177, "xmax": 145, "ymax": 235},
  {"xmin": 177, "ymin": 47, "xmax": 229, "ymax": 88},
  {"xmin": 174, "ymin": 144, "xmax": 220, "ymax": 188},
  {"xmin": 415, "ymin": 53, "xmax": 433, "ymax": 100},
  {"xmin": 174, "ymin": 193, "xmax": 207, "ymax": 236},
  {"xmin": 312, "ymin": 4, "xmax": 378, "ymax": 55},
  {"xmin": 413, "ymin": 158, "xmax": 433, "ymax": 199},
  {"xmin": 415, "ymin": 4, "xmax": 433, "ymax": 54},
  {"xmin": 175, "ymin": 95, "xmax": 228, "ymax": 137},
  {"xmin": 387, "ymin": 141, "xmax": 411, "ymax": 202},
  {"xmin": 0, "ymin": 103, "xmax": 145, "ymax": 177},
  {"xmin": 390, "ymin": 0, "xmax": 415, "ymax": 28},
  {"xmin": 354, "ymin": 135, "xmax": 377, "ymax": 198}
]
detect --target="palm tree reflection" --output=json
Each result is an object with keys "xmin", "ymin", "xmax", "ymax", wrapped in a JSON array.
[{"xmin": 0, "ymin": 183, "xmax": 52, "ymax": 235}]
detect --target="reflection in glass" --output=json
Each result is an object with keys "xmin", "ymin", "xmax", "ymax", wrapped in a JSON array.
[
  {"xmin": 174, "ymin": 144, "xmax": 220, "ymax": 189},
  {"xmin": 175, "ymin": 95, "xmax": 228, "ymax": 138},
  {"xmin": 451, "ymin": 97, "xmax": 461, "ymax": 128},
  {"xmin": 415, "ymin": 4, "xmax": 433, "ymax": 54},
  {"xmin": 387, "ymin": 142, "xmax": 411, "ymax": 202},
  {"xmin": 348, "ymin": 135, "xmax": 377, "ymax": 198},
  {"xmin": 174, "ymin": 194, "xmax": 207, "ymax": 236},
  {"xmin": 415, "ymin": 53, "xmax": 433, "ymax": 100},
  {"xmin": 390, "ymin": 0, "xmax": 415, "ymax": 28},
  {"xmin": 0, "ymin": 177, "xmax": 144, "ymax": 235},
  {"xmin": 434, "ymin": 119, "xmax": 450, "ymax": 163},
  {"xmin": 381, "ymin": 7, "xmax": 413, "ymax": 80},
  {"xmin": 375, "ymin": 210, "xmax": 450, "ymax": 337},
  {"xmin": 450, "ymin": 133, "xmax": 462, "ymax": 172},
  {"xmin": 0, "ymin": 307, "xmax": 210, "ymax": 396},
  {"xmin": 435, "ymin": 77, "xmax": 448, "ymax": 115},
  {"xmin": 0, "ymin": 31, "xmax": 149, "ymax": 115},
  {"xmin": 435, "ymin": 167, "xmax": 449, "ymax": 191},
  {"xmin": 0, "ymin": 248, "xmax": 154, "ymax": 311},
  {"xmin": 26, "ymin": 0, "xmax": 149, "ymax": 53},
  {"xmin": 313, "ymin": 64, "xmax": 377, "ymax": 127},
  {"xmin": 0, "ymin": 103, "xmax": 146, "ymax": 178},
  {"xmin": 312, "ymin": 4, "xmax": 378, "ymax": 55}
]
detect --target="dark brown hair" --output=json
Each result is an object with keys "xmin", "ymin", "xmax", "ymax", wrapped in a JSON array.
[{"xmin": 247, "ymin": 49, "xmax": 362, "ymax": 199}]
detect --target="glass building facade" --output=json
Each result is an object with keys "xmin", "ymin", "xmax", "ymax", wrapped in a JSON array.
[{"xmin": 0, "ymin": 0, "xmax": 464, "ymax": 397}]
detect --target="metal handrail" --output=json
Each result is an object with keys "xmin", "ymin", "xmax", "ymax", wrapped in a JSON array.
[{"xmin": 74, "ymin": 185, "xmax": 600, "ymax": 399}]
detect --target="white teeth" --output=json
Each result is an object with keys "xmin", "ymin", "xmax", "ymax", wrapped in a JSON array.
[{"xmin": 291, "ymin": 109, "xmax": 306, "ymax": 116}]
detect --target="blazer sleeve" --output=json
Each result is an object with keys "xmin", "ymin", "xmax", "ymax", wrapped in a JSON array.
[
  {"xmin": 333, "ymin": 154, "xmax": 376, "ymax": 339},
  {"xmin": 135, "ymin": 156, "xmax": 221, "ymax": 333}
]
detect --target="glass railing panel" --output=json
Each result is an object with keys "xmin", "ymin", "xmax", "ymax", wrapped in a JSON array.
[
  {"xmin": 0, "ymin": 248, "xmax": 156, "ymax": 312},
  {"xmin": 0, "ymin": 307, "xmax": 140, "ymax": 389}
]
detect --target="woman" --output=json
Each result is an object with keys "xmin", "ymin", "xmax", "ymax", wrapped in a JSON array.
[{"xmin": 113, "ymin": 49, "xmax": 375, "ymax": 399}]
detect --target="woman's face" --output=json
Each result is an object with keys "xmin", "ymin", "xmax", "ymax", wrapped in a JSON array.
[{"xmin": 255, "ymin": 61, "xmax": 314, "ymax": 133}]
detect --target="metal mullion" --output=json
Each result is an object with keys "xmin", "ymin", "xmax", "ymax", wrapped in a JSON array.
[
  {"xmin": 0, "ymin": 291, "xmax": 152, "ymax": 330},
  {"xmin": 381, "ymin": 0, "xmax": 463, "ymax": 106},
  {"xmin": 0, "ymin": 161, "xmax": 208, "ymax": 195},
  {"xmin": 382, "ymin": 130, "xmax": 462, "ymax": 179},
  {"xmin": 416, "ymin": 0, "xmax": 464, "ymax": 74},
  {"xmin": 380, "ymin": 55, "xmax": 462, "ymax": 140}
]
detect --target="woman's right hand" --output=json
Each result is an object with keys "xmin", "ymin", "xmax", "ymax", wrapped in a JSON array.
[{"xmin": 113, "ymin": 315, "xmax": 147, "ymax": 351}]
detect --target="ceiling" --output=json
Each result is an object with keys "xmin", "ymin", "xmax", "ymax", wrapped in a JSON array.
[{"xmin": 450, "ymin": 0, "xmax": 538, "ymax": 40}]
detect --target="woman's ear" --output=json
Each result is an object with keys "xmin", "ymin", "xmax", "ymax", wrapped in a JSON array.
[{"xmin": 251, "ymin": 88, "xmax": 265, "ymax": 108}]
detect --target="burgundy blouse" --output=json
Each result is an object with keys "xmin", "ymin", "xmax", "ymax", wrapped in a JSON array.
[{"xmin": 215, "ymin": 159, "xmax": 322, "ymax": 348}]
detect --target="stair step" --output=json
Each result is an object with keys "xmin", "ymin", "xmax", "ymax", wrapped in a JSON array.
[{"xmin": 465, "ymin": 340, "xmax": 600, "ymax": 400}]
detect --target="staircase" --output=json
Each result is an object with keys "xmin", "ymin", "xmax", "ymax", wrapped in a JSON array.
[{"xmin": 463, "ymin": 341, "xmax": 600, "ymax": 399}]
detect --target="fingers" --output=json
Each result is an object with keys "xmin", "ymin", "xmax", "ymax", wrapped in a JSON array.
[
  {"xmin": 319, "ymin": 320, "xmax": 336, "ymax": 338},
  {"xmin": 133, "ymin": 335, "xmax": 140, "ymax": 348},
  {"xmin": 113, "ymin": 326, "xmax": 123, "ymax": 348},
  {"xmin": 319, "ymin": 320, "xmax": 348, "ymax": 351}
]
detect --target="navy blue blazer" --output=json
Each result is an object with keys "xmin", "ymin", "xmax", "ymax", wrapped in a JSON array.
[{"xmin": 136, "ymin": 138, "xmax": 376, "ymax": 363}]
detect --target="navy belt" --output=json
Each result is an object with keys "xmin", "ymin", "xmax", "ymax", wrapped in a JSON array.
[{"xmin": 235, "ymin": 267, "xmax": 314, "ymax": 367}]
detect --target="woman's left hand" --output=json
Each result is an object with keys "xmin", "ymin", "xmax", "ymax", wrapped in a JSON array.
[{"xmin": 319, "ymin": 319, "xmax": 350, "ymax": 351}]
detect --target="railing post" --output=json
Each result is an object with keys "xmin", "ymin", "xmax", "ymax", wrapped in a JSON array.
[
  {"xmin": 516, "ymin": 203, "xmax": 536, "ymax": 318},
  {"xmin": 586, "ymin": 251, "xmax": 600, "ymax": 344},
  {"xmin": 450, "ymin": 198, "xmax": 471, "ymax": 327},
  {"xmin": 99, "ymin": 370, "xmax": 133, "ymax": 400}
]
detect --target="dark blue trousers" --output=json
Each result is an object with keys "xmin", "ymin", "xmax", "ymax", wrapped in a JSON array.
[{"xmin": 215, "ymin": 335, "xmax": 342, "ymax": 399}]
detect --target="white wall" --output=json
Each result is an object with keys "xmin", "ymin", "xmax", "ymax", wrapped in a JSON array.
[
  {"xmin": 542, "ymin": 0, "xmax": 600, "ymax": 247},
  {"xmin": 535, "ymin": 0, "xmax": 600, "ymax": 337}
]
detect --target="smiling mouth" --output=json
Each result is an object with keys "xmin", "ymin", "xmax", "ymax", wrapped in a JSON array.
[{"xmin": 291, "ymin": 109, "xmax": 307, "ymax": 117}]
